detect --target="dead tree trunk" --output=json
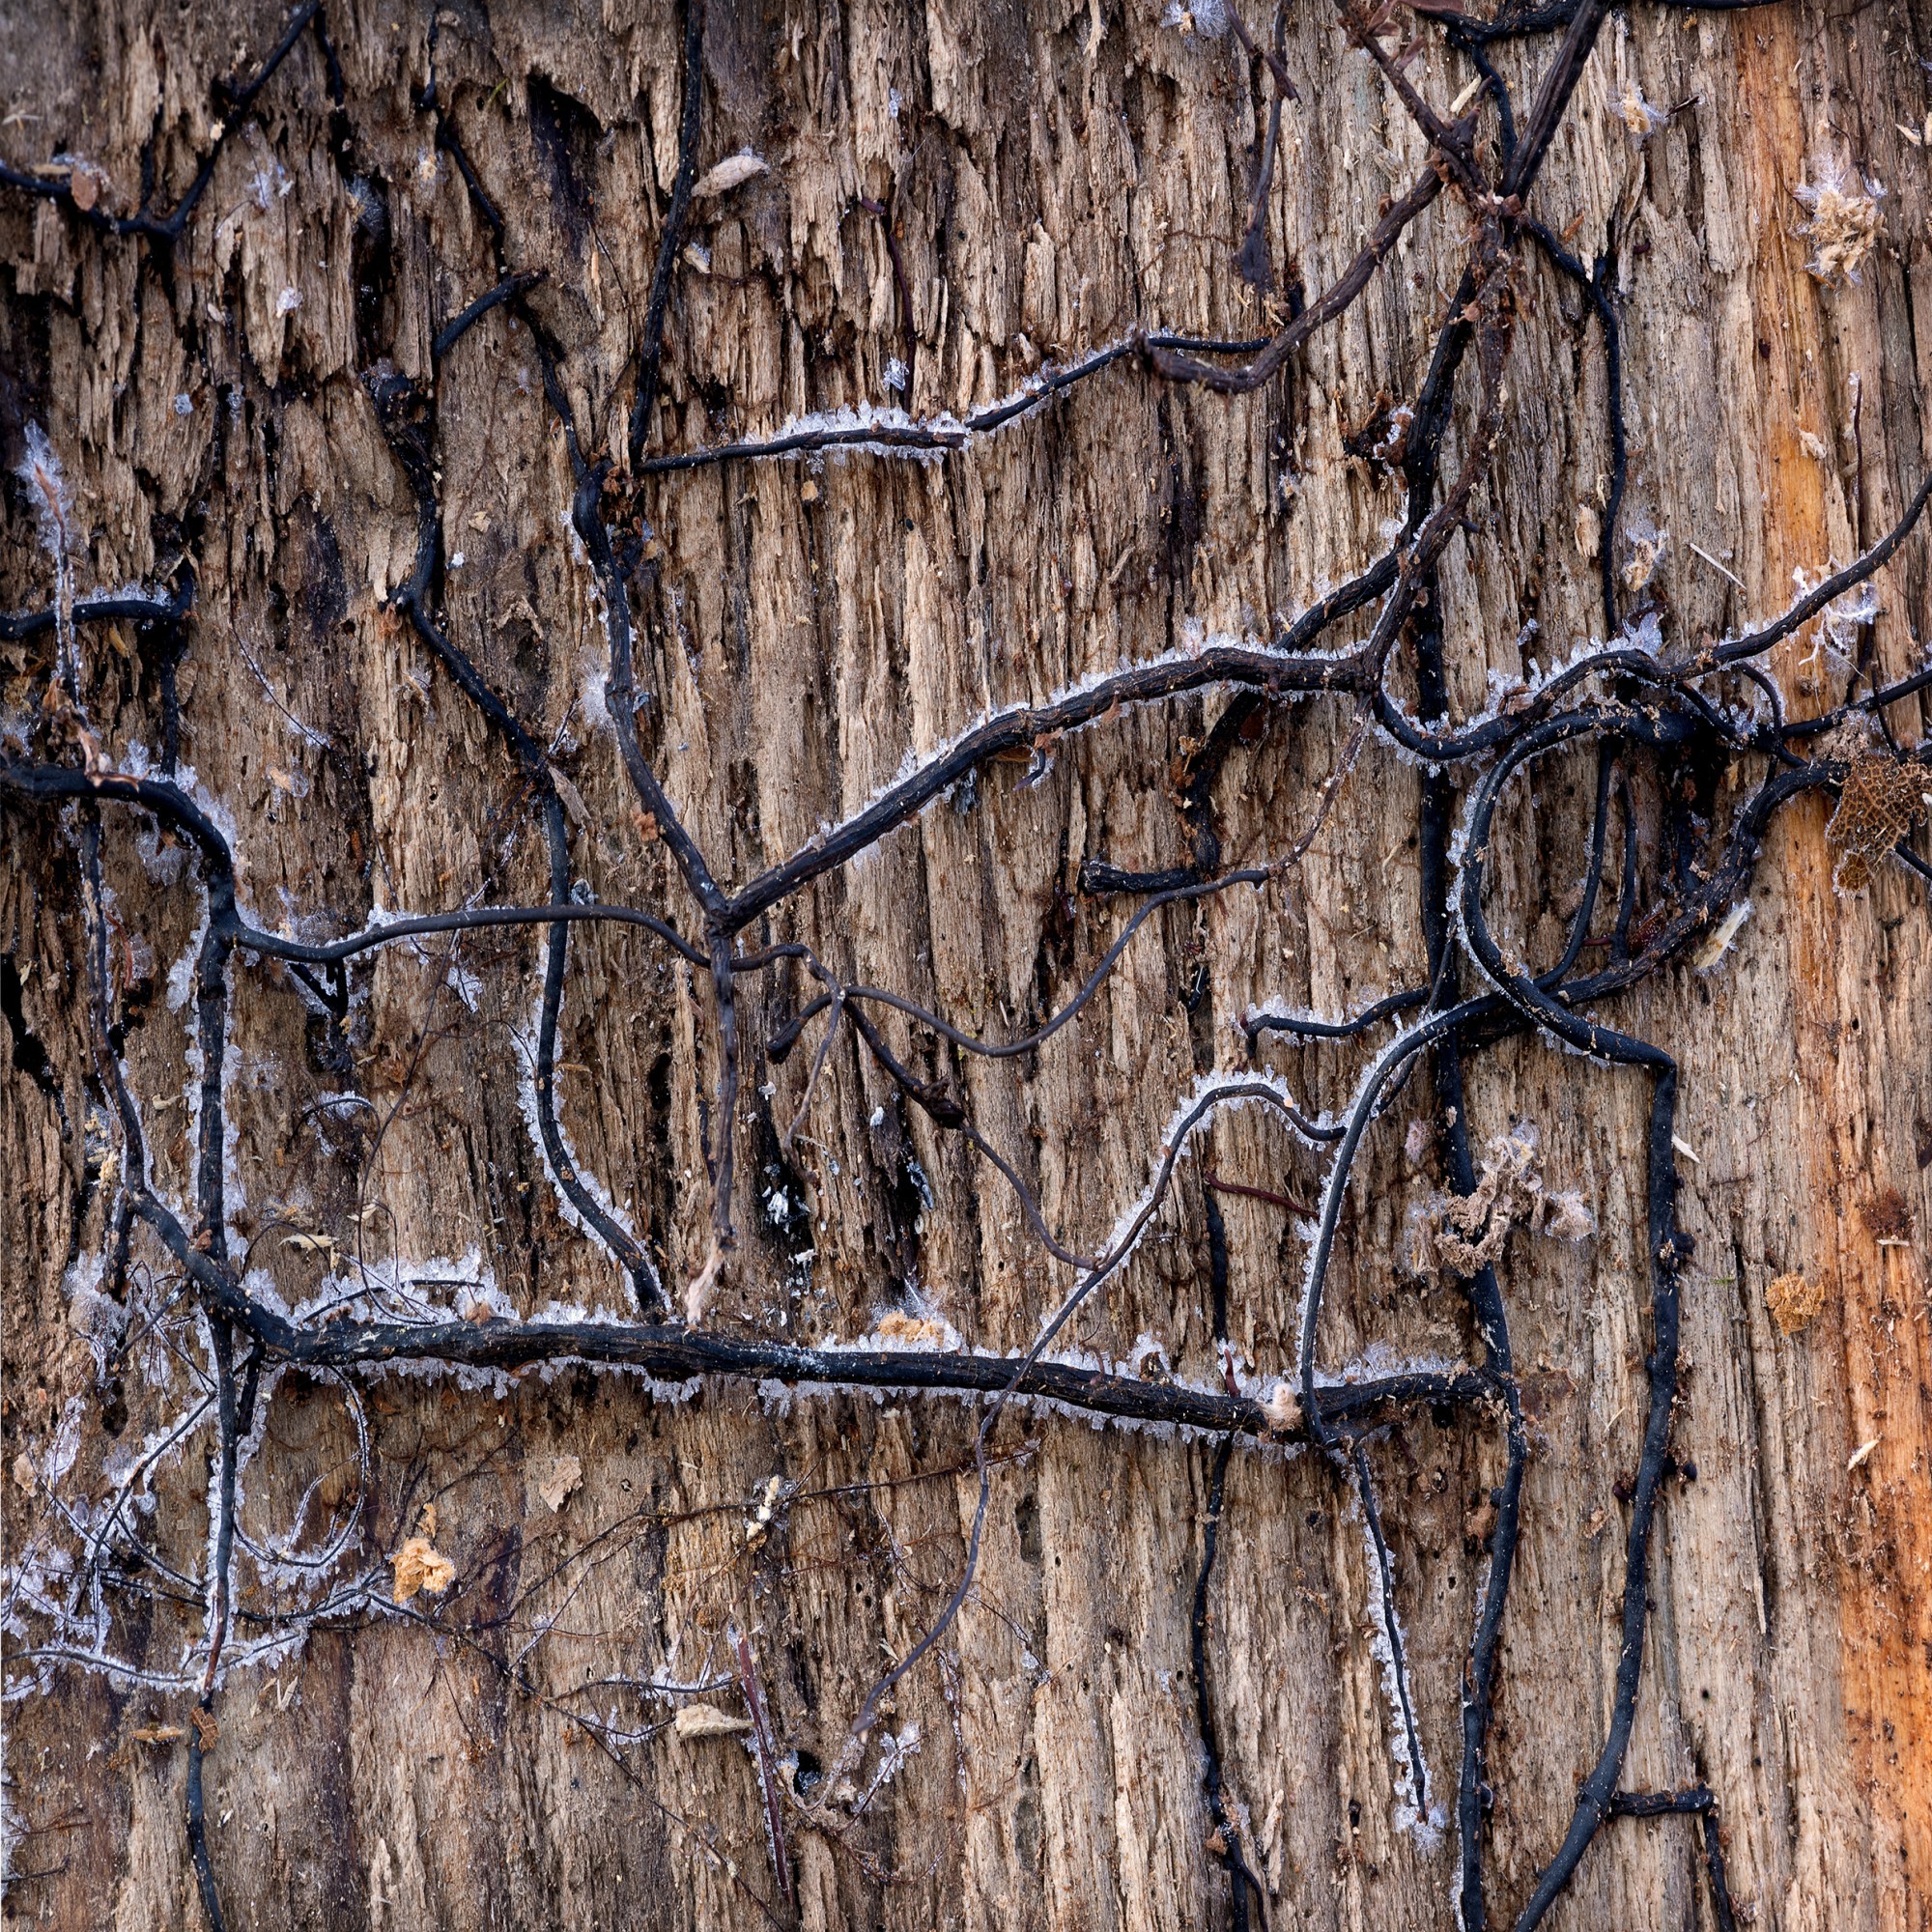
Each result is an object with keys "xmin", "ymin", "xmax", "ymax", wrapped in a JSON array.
[{"xmin": 2, "ymin": 0, "xmax": 1929, "ymax": 1926}]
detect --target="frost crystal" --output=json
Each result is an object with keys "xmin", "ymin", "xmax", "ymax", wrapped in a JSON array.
[
  {"xmin": 15, "ymin": 421, "xmax": 71, "ymax": 559},
  {"xmin": 16, "ymin": 422, "xmax": 77, "ymax": 695},
  {"xmin": 1162, "ymin": 0, "xmax": 1228, "ymax": 32},
  {"xmin": 1822, "ymin": 580, "xmax": 1879, "ymax": 657}
]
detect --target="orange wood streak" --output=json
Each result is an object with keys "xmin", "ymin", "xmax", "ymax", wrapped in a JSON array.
[{"xmin": 1732, "ymin": 14, "xmax": 1932, "ymax": 1925}]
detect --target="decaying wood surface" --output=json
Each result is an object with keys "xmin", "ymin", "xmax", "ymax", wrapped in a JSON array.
[{"xmin": 2, "ymin": 0, "xmax": 1929, "ymax": 1927}]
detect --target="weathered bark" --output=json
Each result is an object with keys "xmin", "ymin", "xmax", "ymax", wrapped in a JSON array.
[{"xmin": 1, "ymin": 1, "xmax": 1928, "ymax": 1929}]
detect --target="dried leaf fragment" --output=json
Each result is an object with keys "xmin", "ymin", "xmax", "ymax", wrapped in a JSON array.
[
  {"xmin": 534, "ymin": 1453, "xmax": 582, "ymax": 1513},
  {"xmin": 692, "ymin": 151, "xmax": 768, "ymax": 199},
  {"xmin": 1794, "ymin": 161, "xmax": 1884, "ymax": 286},
  {"xmin": 1615, "ymin": 81, "xmax": 1666, "ymax": 140},
  {"xmin": 1263, "ymin": 1382, "xmax": 1303, "ymax": 1435},
  {"xmin": 54, "ymin": 153, "xmax": 110, "ymax": 212},
  {"xmin": 1406, "ymin": 1122, "xmax": 1594, "ymax": 1285},
  {"xmin": 392, "ymin": 1535, "xmax": 456, "ymax": 1603},
  {"xmin": 673, "ymin": 1702, "xmax": 752, "ymax": 1740},
  {"xmin": 1826, "ymin": 752, "xmax": 1923, "ymax": 893},
  {"xmin": 1765, "ymin": 1270, "xmax": 1827, "ymax": 1336},
  {"xmin": 875, "ymin": 1308, "xmax": 952, "ymax": 1349}
]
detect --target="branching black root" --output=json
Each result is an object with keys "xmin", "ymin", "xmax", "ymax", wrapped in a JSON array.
[{"xmin": 2, "ymin": 0, "xmax": 1927, "ymax": 1925}]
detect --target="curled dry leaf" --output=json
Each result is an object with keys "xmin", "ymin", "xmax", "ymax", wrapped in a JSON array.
[
  {"xmin": 391, "ymin": 1535, "xmax": 456, "ymax": 1603},
  {"xmin": 673, "ymin": 1702, "xmax": 752, "ymax": 1741},
  {"xmin": 692, "ymin": 151, "xmax": 767, "ymax": 199},
  {"xmin": 1794, "ymin": 160, "xmax": 1884, "ymax": 286}
]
